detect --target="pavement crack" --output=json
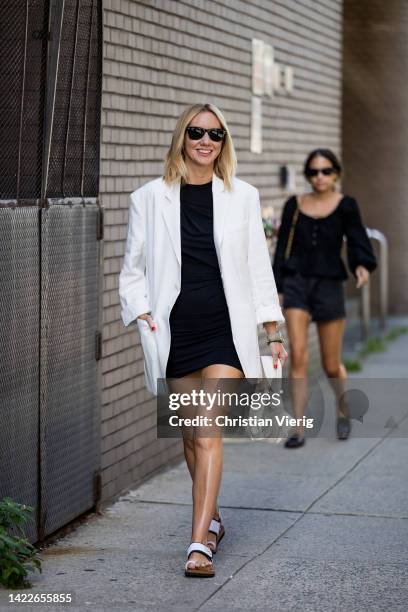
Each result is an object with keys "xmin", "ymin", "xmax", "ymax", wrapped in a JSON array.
[{"xmin": 306, "ymin": 509, "xmax": 408, "ymax": 520}]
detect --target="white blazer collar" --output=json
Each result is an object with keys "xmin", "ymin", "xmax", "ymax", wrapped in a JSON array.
[{"xmin": 162, "ymin": 173, "xmax": 231, "ymax": 266}]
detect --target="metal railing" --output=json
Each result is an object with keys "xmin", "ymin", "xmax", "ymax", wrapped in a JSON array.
[{"xmin": 360, "ymin": 228, "xmax": 388, "ymax": 339}]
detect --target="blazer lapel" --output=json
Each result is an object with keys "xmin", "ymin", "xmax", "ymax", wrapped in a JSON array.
[
  {"xmin": 212, "ymin": 173, "xmax": 230, "ymax": 252},
  {"xmin": 162, "ymin": 180, "xmax": 181, "ymax": 266}
]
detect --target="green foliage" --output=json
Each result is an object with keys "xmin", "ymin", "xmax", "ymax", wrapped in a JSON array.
[
  {"xmin": 384, "ymin": 326, "xmax": 408, "ymax": 342},
  {"xmin": 359, "ymin": 336, "xmax": 386, "ymax": 358},
  {"xmin": 262, "ymin": 218, "xmax": 276, "ymax": 240},
  {"xmin": 344, "ymin": 326, "xmax": 408, "ymax": 372},
  {"xmin": 0, "ymin": 498, "xmax": 42, "ymax": 589},
  {"xmin": 343, "ymin": 358, "xmax": 362, "ymax": 372}
]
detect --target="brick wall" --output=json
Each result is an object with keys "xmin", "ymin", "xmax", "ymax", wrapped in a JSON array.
[{"xmin": 99, "ymin": 0, "xmax": 343, "ymax": 501}]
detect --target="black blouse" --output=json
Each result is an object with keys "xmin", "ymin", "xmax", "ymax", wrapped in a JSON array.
[{"xmin": 272, "ymin": 195, "xmax": 377, "ymax": 293}]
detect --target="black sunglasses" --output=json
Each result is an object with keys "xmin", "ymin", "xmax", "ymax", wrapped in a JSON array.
[
  {"xmin": 186, "ymin": 126, "xmax": 226, "ymax": 142},
  {"xmin": 306, "ymin": 167, "xmax": 337, "ymax": 177}
]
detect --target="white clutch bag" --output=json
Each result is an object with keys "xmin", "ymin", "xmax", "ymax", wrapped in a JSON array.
[
  {"xmin": 247, "ymin": 356, "xmax": 288, "ymax": 441},
  {"xmin": 260, "ymin": 355, "xmax": 282, "ymax": 380}
]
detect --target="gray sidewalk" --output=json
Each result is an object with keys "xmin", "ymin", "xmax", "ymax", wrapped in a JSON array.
[{"xmin": 1, "ymin": 328, "xmax": 408, "ymax": 611}]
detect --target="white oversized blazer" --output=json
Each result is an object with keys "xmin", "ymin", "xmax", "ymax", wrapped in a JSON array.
[{"xmin": 119, "ymin": 173, "xmax": 284, "ymax": 395}]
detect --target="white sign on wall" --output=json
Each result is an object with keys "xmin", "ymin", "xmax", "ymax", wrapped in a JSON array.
[
  {"xmin": 263, "ymin": 44, "xmax": 274, "ymax": 97},
  {"xmin": 273, "ymin": 63, "xmax": 282, "ymax": 92},
  {"xmin": 250, "ymin": 96, "xmax": 262, "ymax": 154},
  {"xmin": 252, "ymin": 39, "xmax": 294, "ymax": 97},
  {"xmin": 251, "ymin": 39, "xmax": 294, "ymax": 154},
  {"xmin": 252, "ymin": 39, "xmax": 265, "ymax": 96},
  {"xmin": 285, "ymin": 66, "xmax": 294, "ymax": 93}
]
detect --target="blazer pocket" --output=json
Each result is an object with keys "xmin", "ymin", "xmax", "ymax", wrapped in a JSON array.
[
  {"xmin": 136, "ymin": 318, "xmax": 158, "ymax": 392},
  {"xmin": 137, "ymin": 318, "xmax": 151, "ymax": 330},
  {"xmin": 137, "ymin": 318, "xmax": 156, "ymax": 348}
]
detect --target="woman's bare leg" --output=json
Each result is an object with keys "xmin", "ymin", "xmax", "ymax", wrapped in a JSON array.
[
  {"xmin": 316, "ymin": 318, "xmax": 347, "ymax": 414},
  {"xmin": 188, "ymin": 363, "xmax": 244, "ymax": 567},
  {"xmin": 175, "ymin": 368, "xmax": 203, "ymax": 480},
  {"xmin": 168, "ymin": 368, "xmax": 202, "ymax": 480},
  {"xmin": 284, "ymin": 308, "xmax": 311, "ymax": 437}
]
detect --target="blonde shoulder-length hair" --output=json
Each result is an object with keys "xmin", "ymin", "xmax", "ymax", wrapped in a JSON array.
[{"xmin": 163, "ymin": 103, "xmax": 237, "ymax": 191}]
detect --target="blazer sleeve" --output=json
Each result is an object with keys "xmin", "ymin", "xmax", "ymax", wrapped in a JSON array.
[
  {"xmin": 247, "ymin": 187, "xmax": 285, "ymax": 325},
  {"xmin": 119, "ymin": 191, "xmax": 151, "ymax": 326},
  {"xmin": 272, "ymin": 196, "xmax": 296, "ymax": 293},
  {"xmin": 342, "ymin": 197, "xmax": 377, "ymax": 277}
]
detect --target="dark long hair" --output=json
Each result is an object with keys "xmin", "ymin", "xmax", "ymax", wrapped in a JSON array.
[{"xmin": 303, "ymin": 148, "xmax": 342, "ymax": 178}]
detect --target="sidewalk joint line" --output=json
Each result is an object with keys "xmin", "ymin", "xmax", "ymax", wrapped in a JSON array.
[
  {"xmin": 305, "ymin": 409, "xmax": 408, "ymax": 516},
  {"xmin": 135, "ymin": 499, "xmax": 301, "ymax": 514},
  {"xmin": 130, "ymin": 501, "xmax": 408, "ymax": 521}
]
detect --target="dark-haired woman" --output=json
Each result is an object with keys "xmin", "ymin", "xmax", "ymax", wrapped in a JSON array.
[{"xmin": 273, "ymin": 149, "xmax": 377, "ymax": 448}]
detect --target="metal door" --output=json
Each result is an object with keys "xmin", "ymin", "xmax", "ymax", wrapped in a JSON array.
[{"xmin": 0, "ymin": 0, "xmax": 103, "ymax": 542}]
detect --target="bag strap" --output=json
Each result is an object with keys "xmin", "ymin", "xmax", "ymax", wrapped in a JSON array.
[{"xmin": 284, "ymin": 197, "xmax": 299, "ymax": 260}]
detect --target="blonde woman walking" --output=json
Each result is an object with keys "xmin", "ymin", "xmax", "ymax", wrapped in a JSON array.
[{"xmin": 119, "ymin": 103, "xmax": 286, "ymax": 577}]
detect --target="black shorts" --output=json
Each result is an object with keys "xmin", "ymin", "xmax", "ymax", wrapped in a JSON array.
[{"xmin": 282, "ymin": 272, "xmax": 346, "ymax": 322}]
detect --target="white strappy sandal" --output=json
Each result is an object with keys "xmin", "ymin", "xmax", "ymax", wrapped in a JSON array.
[
  {"xmin": 206, "ymin": 511, "xmax": 225, "ymax": 554},
  {"xmin": 185, "ymin": 542, "xmax": 215, "ymax": 578}
]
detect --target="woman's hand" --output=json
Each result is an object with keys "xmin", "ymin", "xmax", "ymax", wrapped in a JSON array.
[
  {"xmin": 137, "ymin": 312, "xmax": 157, "ymax": 331},
  {"xmin": 355, "ymin": 265, "xmax": 370, "ymax": 289},
  {"xmin": 271, "ymin": 341, "xmax": 287, "ymax": 369},
  {"xmin": 263, "ymin": 321, "xmax": 287, "ymax": 368}
]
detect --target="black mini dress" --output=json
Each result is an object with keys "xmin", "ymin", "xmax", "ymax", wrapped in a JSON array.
[{"xmin": 165, "ymin": 180, "xmax": 243, "ymax": 378}]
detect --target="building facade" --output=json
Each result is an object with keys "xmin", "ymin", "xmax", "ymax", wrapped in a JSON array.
[
  {"xmin": 4, "ymin": 0, "xmax": 406, "ymax": 539},
  {"xmin": 342, "ymin": 0, "xmax": 408, "ymax": 314}
]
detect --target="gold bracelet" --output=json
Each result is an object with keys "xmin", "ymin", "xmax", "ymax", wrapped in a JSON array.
[{"xmin": 266, "ymin": 334, "xmax": 284, "ymax": 345}]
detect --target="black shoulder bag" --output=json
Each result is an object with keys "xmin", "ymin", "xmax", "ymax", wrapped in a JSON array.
[{"xmin": 283, "ymin": 200, "xmax": 300, "ymax": 273}]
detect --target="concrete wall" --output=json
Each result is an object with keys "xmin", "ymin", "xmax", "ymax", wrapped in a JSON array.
[
  {"xmin": 343, "ymin": 0, "xmax": 408, "ymax": 314},
  {"xmin": 99, "ymin": 0, "xmax": 343, "ymax": 501}
]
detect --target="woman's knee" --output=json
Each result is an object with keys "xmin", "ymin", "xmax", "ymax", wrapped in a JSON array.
[
  {"xmin": 338, "ymin": 363, "xmax": 347, "ymax": 378},
  {"xmin": 183, "ymin": 437, "xmax": 194, "ymax": 452},
  {"xmin": 193, "ymin": 435, "xmax": 222, "ymax": 454},
  {"xmin": 290, "ymin": 347, "xmax": 308, "ymax": 372},
  {"xmin": 323, "ymin": 361, "xmax": 346, "ymax": 378},
  {"xmin": 322, "ymin": 360, "xmax": 342, "ymax": 378}
]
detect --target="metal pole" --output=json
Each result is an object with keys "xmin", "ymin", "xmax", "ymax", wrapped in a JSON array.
[
  {"xmin": 41, "ymin": 0, "xmax": 66, "ymax": 198},
  {"xmin": 16, "ymin": 0, "xmax": 30, "ymax": 199},
  {"xmin": 367, "ymin": 228, "xmax": 388, "ymax": 331},
  {"xmin": 361, "ymin": 276, "xmax": 370, "ymax": 341}
]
